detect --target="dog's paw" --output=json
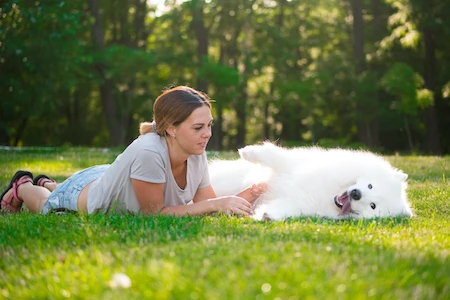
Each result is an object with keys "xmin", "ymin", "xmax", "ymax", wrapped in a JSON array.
[{"xmin": 261, "ymin": 213, "xmax": 273, "ymax": 222}]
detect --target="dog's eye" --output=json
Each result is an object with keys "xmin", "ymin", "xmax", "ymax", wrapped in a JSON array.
[
  {"xmin": 368, "ymin": 184, "xmax": 373, "ymax": 189},
  {"xmin": 370, "ymin": 203, "xmax": 376, "ymax": 209}
]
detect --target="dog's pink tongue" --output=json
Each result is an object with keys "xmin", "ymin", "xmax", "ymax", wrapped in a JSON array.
[{"xmin": 339, "ymin": 201, "xmax": 352, "ymax": 215}]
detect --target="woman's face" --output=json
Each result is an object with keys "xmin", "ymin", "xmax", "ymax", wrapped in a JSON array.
[{"xmin": 172, "ymin": 105, "xmax": 213, "ymax": 155}]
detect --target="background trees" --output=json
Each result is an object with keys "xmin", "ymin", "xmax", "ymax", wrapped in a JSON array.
[{"xmin": 1, "ymin": 0, "xmax": 449, "ymax": 153}]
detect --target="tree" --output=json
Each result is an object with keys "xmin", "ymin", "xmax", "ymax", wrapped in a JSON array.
[
  {"xmin": 2, "ymin": 0, "xmax": 449, "ymax": 152},
  {"xmin": 382, "ymin": 0, "xmax": 448, "ymax": 153},
  {"xmin": 381, "ymin": 62, "xmax": 434, "ymax": 151},
  {"xmin": 88, "ymin": 0, "xmax": 120, "ymax": 146},
  {"xmin": 0, "ymin": 1, "xmax": 93, "ymax": 146},
  {"xmin": 351, "ymin": 0, "xmax": 379, "ymax": 148}
]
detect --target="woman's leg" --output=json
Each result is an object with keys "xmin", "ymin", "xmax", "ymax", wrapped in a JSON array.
[
  {"xmin": 19, "ymin": 183, "xmax": 51, "ymax": 212},
  {"xmin": 2, "ymin": 182, "xmax": 50, "ymax": 213},
  {"xmin": 42, "ymin": 181, "xmax": 57, "ymax": 192},
  {"xmin": 33, "ymin": 174, "xmax": 57, "ymax": 192},
  {"xmin": 42, "ymin": 165, "xmax": 107, "ymax": 215}
]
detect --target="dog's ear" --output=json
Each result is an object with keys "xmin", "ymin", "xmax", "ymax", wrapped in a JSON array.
[{"xmin": 394, "ymin": 170, "xmax": 408, "ymax": 182}]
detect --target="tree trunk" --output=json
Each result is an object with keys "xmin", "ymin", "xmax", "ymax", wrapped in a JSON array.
[
  {"xmin": 88, "ymin": 0, "xmax": 122, "ymax": 146},
  {"xmin": 351, "ymin": 0, "xmax": 365, "ymax": 76},
  {"xmin": 0, "ymin": 107, "xmax": 9, "ymax": 145},
  {"xmin": 191, "ymin": 0, "xmax": 208, "ymax": 93},
  {"xmin": 133, "ymin": 0, "xmax": 148, "ymax": 48},
  {"xmin": 210, "ymin": 45, "xmax": 226, "ymax": 151},
  {"xmin": 234, "ymin": 19, "xmax": 253, "ymax": 149},
  {"xmin": 235, "ymin": 81, "xmax": 248, "ymax": 149},
  {"xmin": 263, "ymin": 91, "xmax": 271, "ymax": 140},
  {"xmin": 404, "ymin": 116, "xmax": 414, "ymax": 152},
  {"xmin": 232, "ymin": 46, "xmax": 248, "ymax": 149},
  {"xmin": 12, "ymin": 118, "xmax": 28, "ymax": 147},
  {"xmin": 211, "ymin": 100, "xmax": 224, "ymax": 151},
  {"xmin": 422, "ymin": 28, "xmax": 441, "ymax": 154},
  {"xmin": 119, "ymin": 0, "xmax": 130, "ymax": 46},
  {"xmin": 369, "ymin": 0, "xmax": 382, "ymax": 148},
  {"xmin": 351, "ymin": 0, "xmax": 372, "ymax": 147},
  {"xmin": 265, "ymin": 0, "xmax": 286, "ymax": 141}
]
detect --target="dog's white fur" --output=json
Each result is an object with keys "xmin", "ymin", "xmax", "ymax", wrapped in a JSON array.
[{"xmin": 209, "ymin": 142, "xmax": 412, "ymax": 220}]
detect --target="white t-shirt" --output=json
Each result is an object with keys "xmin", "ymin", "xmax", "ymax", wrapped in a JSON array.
[{"xmin": 87, "ymin": 132, "xmax": 211, "ymax": 214}]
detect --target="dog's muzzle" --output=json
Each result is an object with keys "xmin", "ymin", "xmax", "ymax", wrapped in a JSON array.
[{"xmin": 334, "ymin": 191, "xmax": 353, "ymax": 215}]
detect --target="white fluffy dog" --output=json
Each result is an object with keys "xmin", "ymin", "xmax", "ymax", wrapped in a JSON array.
[{"xmin": 209, "ymin": 142, "xmax": 412, "ymax": 220}]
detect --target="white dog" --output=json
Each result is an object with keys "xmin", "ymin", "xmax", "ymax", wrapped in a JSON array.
[{"xmin": 209, "ymin": 142, "xmax": 412, "ymax": 220}]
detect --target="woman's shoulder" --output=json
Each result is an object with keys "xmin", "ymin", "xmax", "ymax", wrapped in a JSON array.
[{"xmin": 133, "ymin": 133, "xmax": 166, "ymax": 152}]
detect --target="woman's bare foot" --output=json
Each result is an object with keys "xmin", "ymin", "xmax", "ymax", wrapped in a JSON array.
[
  {"xmin": 1, "ymin": 170, "xmax": 34, "ymax": 212},
  {"xmin": 1, "ymin": 182, "xmax": 32, "ymax": 212}
]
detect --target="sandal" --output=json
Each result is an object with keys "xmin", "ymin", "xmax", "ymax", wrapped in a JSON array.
[
  {"xmin": 1, "ymin": 170, "xmax": 33, "ymax": 212},
  {"xmin": 33, "ymin": 174, "xmax": 56, "ymax": 187}
]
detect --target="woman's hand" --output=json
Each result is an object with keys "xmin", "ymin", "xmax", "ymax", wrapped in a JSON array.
[{"xmin": 210, "ymin": 195, "xmax": 252, "ymax": 216}]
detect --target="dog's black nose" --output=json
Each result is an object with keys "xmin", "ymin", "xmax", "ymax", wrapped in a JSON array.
[{"xmin": 350, "ymin": 189, "xmax": 361, "ymax": 200}]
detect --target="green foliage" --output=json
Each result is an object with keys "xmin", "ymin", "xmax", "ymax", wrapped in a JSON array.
[
  {"xmin": 0, "ymin": 0, "xmax": 92, "ymax": 144},
  {"xmin": 380, "ymin": 62, "xmax": 432, "ymax": 115},
  {"xmin": 278, "ymin": 79, "xmax": 314, "ymax": 105},
  {"xmin": 416, "ymin": 88, "xmax": 434, "ymax": 109},
  {"xmin": 382, "ymin": 0, "xmax": 421, "ymax": 50},
  {"xmin": 198, "ymin": 57, "xmax": 240, "ymax": 87},
  {"xmin": 101, "ymin": 45, "xmax": 154, "ymax": 81},
  {"xmin": 442, "ymin": 81, "xmax": 450, "ymax": 99},
  {"xmin": 1, "ymin": 0, "xmax": 450, "ymax": 153},
  {"xmin": 0, "ymin": 149, "xmax": 449, "ymax": 298}
]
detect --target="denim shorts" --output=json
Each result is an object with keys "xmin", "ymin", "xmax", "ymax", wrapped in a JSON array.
[{"xmin": 42, "ymin": 165, "xmax": 109, "ymax": 215}]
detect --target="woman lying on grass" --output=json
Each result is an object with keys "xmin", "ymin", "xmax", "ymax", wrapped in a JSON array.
[{"xmin": 1, "ymin": 86, "xmax": 266, "ymax": 216}]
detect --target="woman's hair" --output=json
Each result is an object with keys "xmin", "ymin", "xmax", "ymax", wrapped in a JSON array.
[{"xmin": 139, "ymin": 86, "xmax": 212, "ymax": 136}]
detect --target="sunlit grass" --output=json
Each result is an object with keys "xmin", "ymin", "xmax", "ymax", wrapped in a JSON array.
[
  {"xmin": 0, "ymin": 148, "xmax": 449, "ymax": 299},
  {"xmin": 0, "ymin": 147, "xmax": 121, "ymax": 184}
]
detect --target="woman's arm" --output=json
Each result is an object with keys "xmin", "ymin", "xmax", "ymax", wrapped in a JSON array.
[
  {"xmin": 235, "ymin": 182, "xmax": 268, "ymax": 204},
  {"xmin": 193, "ymin": 182, "xmax": 268, "ymax": 204},
  {"xmin": 131, "ymin": 179, "xmax": 165, "ymax": 214},
  {"xmin": 132, "ymin": 179, "xmax": 252, "ymax": 216}
]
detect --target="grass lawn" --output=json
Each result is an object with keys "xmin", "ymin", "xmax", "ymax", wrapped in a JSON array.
[{"xmin": 0, "ymin": 147, "xmax": 449, "ymax": 299}]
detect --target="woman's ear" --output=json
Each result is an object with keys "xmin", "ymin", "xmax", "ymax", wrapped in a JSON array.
[{"xmin": 166, "ymin": 124, "xmax": 176, "ymax": 138}]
